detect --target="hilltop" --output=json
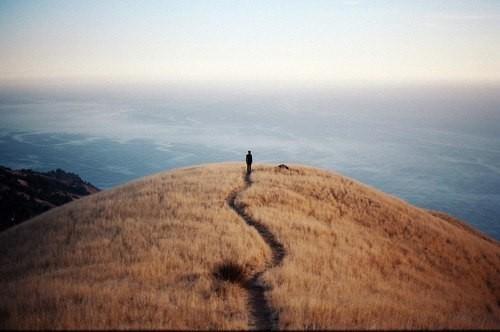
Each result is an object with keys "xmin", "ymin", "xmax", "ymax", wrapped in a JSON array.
[
  {"xmin": 0, "ymin": 163, "xmax": 498, "ymax": 329},
  {"xmin": 0, "ymin": 166, "xmax": 99, "ymax": 231}
]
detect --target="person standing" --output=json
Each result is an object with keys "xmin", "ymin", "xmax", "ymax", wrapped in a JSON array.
[{"xmin": 246, "ymin": 151, "xmax": 252, "ymax": 174}]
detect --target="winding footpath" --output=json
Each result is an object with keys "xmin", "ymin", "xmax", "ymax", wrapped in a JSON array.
[{"xmin": 227, "ymin": 172, "xmax": 286, "ymax": 330}]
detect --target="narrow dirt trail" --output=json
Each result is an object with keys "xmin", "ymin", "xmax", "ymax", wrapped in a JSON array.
[{"xmin": 227, "ymin": 172, "xmax": 286, "ymax": 330}]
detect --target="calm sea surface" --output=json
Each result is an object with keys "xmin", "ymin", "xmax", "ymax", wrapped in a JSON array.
[{"xmin": 1, "ymin": 83, "xmax": 499, "ymax": 240}]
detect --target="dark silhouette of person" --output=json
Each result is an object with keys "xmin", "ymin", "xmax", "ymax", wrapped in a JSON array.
[{"xmin": 246, "ymin": 150, "xmax": 252, "ymax": 174}]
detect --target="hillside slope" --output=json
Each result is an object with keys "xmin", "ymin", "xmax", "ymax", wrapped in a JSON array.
[
  {"xmin": 0, "ymin": 163, "xmax": 498, "ymax": 329},
  {"xmin": 0, "ymin": 166, "xmax": 99, "ymax": 231}
]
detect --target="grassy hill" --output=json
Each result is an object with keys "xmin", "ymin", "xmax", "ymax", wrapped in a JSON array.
[{"xmin": 0, "ymin": 163, "xmax": 498, "ymax": 329}]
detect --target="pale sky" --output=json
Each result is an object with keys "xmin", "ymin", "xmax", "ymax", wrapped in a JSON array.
[{"xmin": 0, "ymin": 0, "xmax": 499, "ymax": 84}]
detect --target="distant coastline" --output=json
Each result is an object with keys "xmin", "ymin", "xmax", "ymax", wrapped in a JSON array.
[{"xmin": 0, "ymin": 165, "xmax": 99, "ymax": 231}]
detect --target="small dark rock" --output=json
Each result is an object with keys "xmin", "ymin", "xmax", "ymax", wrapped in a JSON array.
[{"xmin": 277, "ymin": 164, "xmax": 289, "ymax": 170}]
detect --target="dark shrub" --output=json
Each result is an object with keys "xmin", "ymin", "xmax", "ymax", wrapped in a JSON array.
[{"xmin": 213, "ymin": 261, "xmax": 246, "ymax": 283}]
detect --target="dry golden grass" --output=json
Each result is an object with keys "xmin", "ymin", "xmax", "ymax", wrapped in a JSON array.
[
  {"xmin": 0, "ymin": 163, "xmax": 271, "ymax": 329},
  {"xmin": 241, "ymin": 164, "xmax": 500, "ymax": 329},
  {"xmin": 1, "ymin": 163, "xmax": 499, "ymax": 329}
]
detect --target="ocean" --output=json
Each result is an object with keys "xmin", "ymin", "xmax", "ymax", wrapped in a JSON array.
[{"xmin": 1, "ymin": 82, "xmax": 499, "ymax": 240}]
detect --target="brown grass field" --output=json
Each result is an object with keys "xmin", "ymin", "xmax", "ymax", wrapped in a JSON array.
[{"xmin": 0, "ymin": 163, "xmax": 499, "ymax": 329}]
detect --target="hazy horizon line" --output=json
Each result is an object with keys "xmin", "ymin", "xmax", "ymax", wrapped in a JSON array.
[{"xmin": 2, "ymin": 77, "xmax": 500, "ymax": 90}]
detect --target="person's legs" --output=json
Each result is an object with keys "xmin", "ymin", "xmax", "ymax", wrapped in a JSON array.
[{"xmin": 247, "ymin": 163, "xmax": 251, "ymax": 174}]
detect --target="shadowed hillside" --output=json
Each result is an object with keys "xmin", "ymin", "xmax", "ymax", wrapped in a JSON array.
[
  {"xmin": 0, "ymin": 166, "xmax": 99, "ymax": 231},
  {"xmin": 0, "ymin": 163, "xmax": 498, "ymax": 329}
]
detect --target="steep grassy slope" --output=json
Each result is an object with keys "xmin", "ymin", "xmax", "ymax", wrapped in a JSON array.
[
  {"xmin": 0, "ymin": 163, "xmax": 498, "ymax": 329},
  {"xmin": 0, "ymin": 164, "xmax": 271, "ymax": 329},
  {"xmin": 243, "ymin": 165, "xmax": 500, "ymax": 329}
]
